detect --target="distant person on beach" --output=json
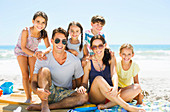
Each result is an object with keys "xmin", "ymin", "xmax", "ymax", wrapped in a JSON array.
[
  {"xmin": 14, "ymin": 11, "xmax": 51, "ymax": 103},
  {"xmin": 66, "ymin": 21, "xmax": 89, "ymax": 89},
  {"xmin": 98, "ymin": 43, "xmax": 145, "ymax": 109},
  {"xmin": 77, "ymin": 35, "xmax": 145, "ymax": 112},
  {"xmin": 27, "ymin": 27, "xmax": 88, "ymax": 112}
]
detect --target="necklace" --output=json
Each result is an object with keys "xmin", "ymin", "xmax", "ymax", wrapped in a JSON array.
[{"xmin": 94, "ymin": 56, "xmax": 104, "ymax": 71}]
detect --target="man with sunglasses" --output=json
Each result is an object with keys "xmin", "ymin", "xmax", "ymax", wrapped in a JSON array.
[{"xmin": 27, "ymin": 27, "xmax": 88, "ymax": 112}]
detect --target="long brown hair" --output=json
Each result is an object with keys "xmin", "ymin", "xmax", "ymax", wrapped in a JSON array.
[
  {"xmin": 33, "ymin": 11, "xmax": 48, "ymax": 40},
  {"xmin": 90, "ymin": 35, "xmax": 111, "ymax": 65},
  {"xmin": 66, "ymin": 21, "xmax": 83, "ymax": 51}
]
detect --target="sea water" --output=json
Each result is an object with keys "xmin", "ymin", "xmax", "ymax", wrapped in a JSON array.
[
  {"xmin": 0, "ymin": 44, "xmax": 170, "ymax": 87},
  {"xmin": 1, "ymin": 44, "xmax": 169, "ymax": 60}
]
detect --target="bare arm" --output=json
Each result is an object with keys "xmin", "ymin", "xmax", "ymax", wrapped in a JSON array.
[
  {"xmin": 35, "ymin": 36, "xmax": 51, "ymax": 60},
  {"xmin": 67, "ymin": 49, "xmax": 79, "ymax": 56},
  {"xmin": 110, "ymin": 55, "xmax": 118, "ymax": 90},
  {"xmin": 83, "ymin": 44, "xmax": 89, "ymax": 57},
  {"xmin": 42, "ymin": 36, "xmax": 51, "ymax": 54},
  {"xmin": 81, "ymin": 60, "xmax": 91, "ymax": 89},
  {"xmin": 75, "ymin": 77, "xmax": 82, "ymax": 88},
  {"xmin": 77, "ymin": 60, "xmax": 91, "ymax": 94},
  {"xmin": 133, "ymin": 74, "xmax": 139, "ymax": 84},
  {"xmin": 81, "ymin": 44, "xmax": 89, "ymax": 67},
  {"xmin": 21, "ymin": 29, "xmax": 36, "ymax": 56}
]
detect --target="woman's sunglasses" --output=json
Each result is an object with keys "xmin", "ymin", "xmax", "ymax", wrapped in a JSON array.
[
  {"xmin": 92, "ymin": 44, "xmax": 104, "ymax": 50},
  {"xmin": 55, "ymin": 38, "xmax": 67, "ymax": 45}
]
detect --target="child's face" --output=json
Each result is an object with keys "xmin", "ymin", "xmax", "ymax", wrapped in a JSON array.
[
  {"xmin": 91, "ymin": 39, "xmax": 105, "ymax": 56},
  {"xmin": 91, "ymin": 22, "xmax": 103, "ymax": 33},
  {"xmin": 119, "ymin": 48, "xmax": 134, "ymax": 63},
  {"xmin": 32, "ymin": 16, "xmax": 46, "ymax": 31},
  {"xmin": 69, "ymin": 25, "xmax": 81, "ymax": 40}
]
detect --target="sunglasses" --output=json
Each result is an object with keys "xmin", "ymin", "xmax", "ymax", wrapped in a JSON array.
[
  {"xmin": 92, "ymin": 44, "xmax": 104, "ymax": 50},
  {"xmin": 54, "ymin": 38, "xmax": 67, "ymax": 45}
]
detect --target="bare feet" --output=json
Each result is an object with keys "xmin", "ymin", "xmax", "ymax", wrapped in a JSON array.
[
  {"xmin": 41, "ymin": 106, "xmax": 50, "ymax": 112},
  {"xmin": 25, "ymin": 99, "xmax": 31, "ymax": 103},
  {"xmin": 26, "ymin": 104, "xmax": 41, "ymax": 111},
  {"xmin": 97, "ymin": 104, "xmax": 107, "ymax": 110},
  {"xmin": 41, "ymin": 102, "xmax": 50, "ymax": 112}
]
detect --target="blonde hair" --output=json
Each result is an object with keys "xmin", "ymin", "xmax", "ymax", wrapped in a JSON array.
[{"xmin": 119, "ymin": 43, "xmax": 134, "ymax": 54}]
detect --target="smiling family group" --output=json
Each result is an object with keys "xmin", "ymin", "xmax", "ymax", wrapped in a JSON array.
[{"xmin": 14, "ymin": 11, "xmax": 146, "ymax": 112}]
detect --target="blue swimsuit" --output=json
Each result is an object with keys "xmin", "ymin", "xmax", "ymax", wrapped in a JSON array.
[{"xmin": 88, "ymin": 60, "xmax": 113, "ymax": 91}]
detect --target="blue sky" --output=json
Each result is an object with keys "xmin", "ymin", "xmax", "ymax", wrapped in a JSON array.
[{"xmin": 0, "ymin": 0, "xmax": 170, "ymax": 45}]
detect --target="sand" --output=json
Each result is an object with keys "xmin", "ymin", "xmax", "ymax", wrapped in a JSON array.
[{"xmin": 0, "ymin": 58, "xmax": 170, "ymax": 103}]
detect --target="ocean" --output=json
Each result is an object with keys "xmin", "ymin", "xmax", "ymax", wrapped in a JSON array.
[{"xmin": 0, "ymin": 45, "xmax": 170, "ymax": 61}]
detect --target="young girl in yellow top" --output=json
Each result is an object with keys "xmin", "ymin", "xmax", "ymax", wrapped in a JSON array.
[{"xmin": 98, "ymin": 43, "xmax": 144, "ymax": 109}]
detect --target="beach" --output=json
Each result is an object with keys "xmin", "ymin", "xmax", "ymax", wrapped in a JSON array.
[{"xmin": 0, "ymin": 45, "xmax": 170, "ymax": 103}]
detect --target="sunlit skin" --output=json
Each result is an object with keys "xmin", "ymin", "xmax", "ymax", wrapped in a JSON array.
[
  {"xmin": 119, "ymin": 48, "xmax": 134, "ymax": 70},
  {"xmin": 67, "ymin": 24, "xmax": 88, "ymax": 62},
  {"xmin": 17, "ymin": 15, "xmax": 50, "ymax": 104},
  {"xmin": 77, "ymin": 39, "xmax": 145, "ymax": 112},
  {"xmin": 69, "ymin": 25, "xmax": 81, "ymax": 42},
  {"xmin": 91, "ymin": 22, "xmax": 103, "ymax": 35},
  {"xmin": 51, "ymin": 33, "xmax": 67, "ymax": 54},
  {"xmin": 92, "ymin": 39, "xmax": 105, "ymax": 59},
  {"xmin": 32, "ymin": 16, "xmax": 46, "ymax": 32},
  {"xmin": 97, "ymin": 47, "xmax": 145, "ymax": 110}
]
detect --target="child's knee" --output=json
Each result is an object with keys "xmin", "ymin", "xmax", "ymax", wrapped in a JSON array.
[{"xmin": 134, "ymin": 84, "xmax": 142, "ymax": 92}]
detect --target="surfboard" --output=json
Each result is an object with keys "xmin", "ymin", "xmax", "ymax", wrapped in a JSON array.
[
  {"xmin": 74, "ymin": 104, "xmax": 98, "ymax": 111},
  {"xmin": 0, "ymin": 93, "xmax": 41, "ymax": 105}
]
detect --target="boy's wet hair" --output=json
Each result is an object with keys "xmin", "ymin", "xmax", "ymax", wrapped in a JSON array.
[
  {"xmin": 91, "ymin": 15, "xmax": 105, "ymax": 26},
  {"xmin": 33, "ymin": 11, "xmax": 48, "ymax": 40},
  {"xmin": 119, "ymin": 43, "xmax": 134, "ymax": 54},
  {"xmin": 52, "ymin": 27, "xmax": 67, "ymax": 40}
]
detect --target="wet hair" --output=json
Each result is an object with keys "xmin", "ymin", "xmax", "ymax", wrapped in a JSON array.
[
  {"xmin": 91, "ymin": 15, "xmax": 105, "ymax": 26},
  {"xmin": 33, "ymin": 11, "xmax": 48, "ymax": 40},
  {"xmin": 90, "ymin": 35, "xmax": 111, "ymax": 65},
  {"xmin": 119, "ymin": 43, "xmax": 134, "ymax": 54},
  {"xmin": 66, "ymin": 21, "xmax": 84, "ymax": 51}
]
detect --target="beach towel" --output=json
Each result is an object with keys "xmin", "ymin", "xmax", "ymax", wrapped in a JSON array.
[{"xmin": 68, "ymin": 100, "xmax": 170, "ymax": 112}]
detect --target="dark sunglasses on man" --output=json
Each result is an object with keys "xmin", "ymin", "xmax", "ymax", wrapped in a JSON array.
[{"xmin": 54, "ymin": 38, "xmax": 67, "ymax": 45}]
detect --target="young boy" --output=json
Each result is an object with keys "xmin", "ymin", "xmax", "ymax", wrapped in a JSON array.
[{"xmin": 84, "ymin": 15, "xmax": 108, "ymax": 55}]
